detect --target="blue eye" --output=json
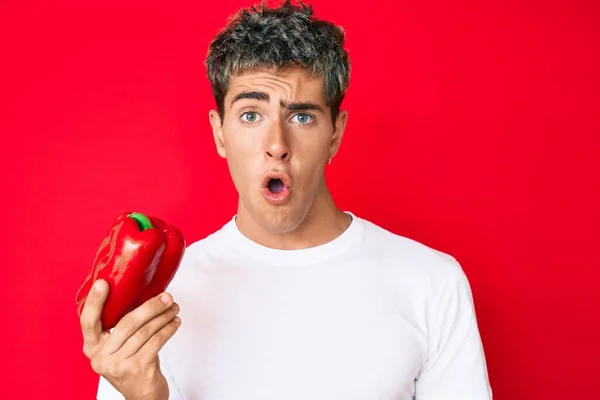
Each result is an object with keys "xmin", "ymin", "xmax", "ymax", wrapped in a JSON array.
[
  {"xmin": 241, "ymin": 112, "xmax": 261, "ymax": 124},
  {"xmin": 292, "ymin": 113, "xmax": 314, "ymax": 125}
]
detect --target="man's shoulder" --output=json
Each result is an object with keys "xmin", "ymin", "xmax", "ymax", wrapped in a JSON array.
[
  {"xmin": 181, "ymin": 217, "xmax": 235, "ymax": 262},
  {"xmin": 164, "ymin": 217, "xmax": 235, "ymax": 286},
  {"xmin": 356, "ymin": 215, "xmax": 467, "ymax": 286}
]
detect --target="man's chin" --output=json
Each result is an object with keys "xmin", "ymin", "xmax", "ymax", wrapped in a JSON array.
[
  {"xmin": 260, "ymin": 214, "xmax": 302, "ymax": 235},
  {"xmin": 253, "ymin": 205, "xmax": 306, "ymax": 235}
]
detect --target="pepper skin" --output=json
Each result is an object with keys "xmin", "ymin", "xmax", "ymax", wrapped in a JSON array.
[
  {"xmin": 76, "ymin": 212, "xmax": 185, "ymax": 331},
  {"xmin": 132, "ymin": 216, "xmax": 185, "ymax": 309}
]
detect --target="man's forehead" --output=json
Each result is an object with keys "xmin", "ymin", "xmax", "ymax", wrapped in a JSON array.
[{"xmin": 226, "ymin": 68, "xmax": 326, "ymax": 103}]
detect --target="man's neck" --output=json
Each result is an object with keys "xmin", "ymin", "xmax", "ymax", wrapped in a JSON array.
[{"xmin": 234, "ymin": 186, "xmax": 351, "ymax": 251}]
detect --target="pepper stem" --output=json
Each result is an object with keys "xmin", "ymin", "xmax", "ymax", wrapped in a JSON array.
[{"xmin": 128, "ymin": 212, "xmax": 153, "ymax": 231}]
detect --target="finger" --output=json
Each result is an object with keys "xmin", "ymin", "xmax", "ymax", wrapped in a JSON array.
[
  {"xmin": 80, "ymin": 279, "xmax": 109, "ymax": 346},
  {"xmin": 116, "ymin": 303, "xmax": 180, "ymax": 358},
  {"xmin": 136, "ymin": 316, "xmax": 182, "ymax": 365},
  {"xmin": 102, "ymin": 292, "xmax": 174, "ymax": 354}
]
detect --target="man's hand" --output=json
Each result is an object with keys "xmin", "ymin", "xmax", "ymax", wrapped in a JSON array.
[{"xmin": 80, "ymin": 279, "xmax": 181, "ymax": 400}]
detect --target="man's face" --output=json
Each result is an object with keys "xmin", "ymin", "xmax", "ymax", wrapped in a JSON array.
[{"xmin": 209, "ymin": 68, "xmax": 347, "ymax": 234}]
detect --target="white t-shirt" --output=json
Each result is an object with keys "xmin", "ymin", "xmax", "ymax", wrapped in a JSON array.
[{"xmin": 97, "ymin": 212, "xmax": 492, "ymax": 400}]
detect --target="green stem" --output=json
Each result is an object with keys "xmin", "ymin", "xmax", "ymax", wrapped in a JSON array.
[{"xmin": 128, "ymin": 212, "xmax": 153, "ymax": 231}]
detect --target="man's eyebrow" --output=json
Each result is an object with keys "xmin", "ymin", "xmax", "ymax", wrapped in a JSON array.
[
  {"xmin": 230, "ymin": 91, "xmax": 270, "ymax": 108},
  {"xmin": 229, "ymin": 91, "xmax": 324, "ymax": 113},
  {"xmin": 280, "ymin": 100, "xmax": 324, "ymax": 112}
]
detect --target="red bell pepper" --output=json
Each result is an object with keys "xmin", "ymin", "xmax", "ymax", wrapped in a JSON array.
[{"xmin": 76, "ymin": 212, "xmax": 185, "ymax": 331}]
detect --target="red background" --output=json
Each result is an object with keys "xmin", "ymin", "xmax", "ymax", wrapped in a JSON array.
[{"xmin": 1, "ymin": 0, "xmax": 599, "ymax": 398}]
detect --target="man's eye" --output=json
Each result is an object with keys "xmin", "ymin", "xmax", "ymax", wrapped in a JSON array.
[
  {"xmin": 241, "ymin": 112, "xmax": 261, "ymax": 123},
  {"xmin": 291, "ymin": 113, "xmax": 314, "ymax": 125}
]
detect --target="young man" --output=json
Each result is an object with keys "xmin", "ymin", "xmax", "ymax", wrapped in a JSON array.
[{"xmin": 81, "ymin": 1, "xmax": 492, "ymax": 399}]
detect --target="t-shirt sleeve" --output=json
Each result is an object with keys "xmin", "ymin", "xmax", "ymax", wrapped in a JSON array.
[
  {"xmin": 414, "ymin": 266, "xmax": 493, "ymax": 400},
  {"xmin": 96, "ymin": 353, "xmax": 184, "ymax": 400}
]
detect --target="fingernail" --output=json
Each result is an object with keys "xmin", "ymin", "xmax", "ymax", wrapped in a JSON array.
[
  {"xmin": 160, "ymin": 294, "xmax": 170, "ymax": 304},
  {"xmin": 173, "ymin": 316, "xmax": 181, "ymax": 324},
  {"xmin": 93, "ymin": 280, "xmax": 103, "ymax": 292}
]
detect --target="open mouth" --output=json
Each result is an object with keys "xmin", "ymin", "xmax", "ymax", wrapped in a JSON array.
[
  {"xmin": 267, "ymin": 178, "xmax": 285, "ymax": 194},
  {"xmin": 261, "ymin": 172, "xmax": 291, "ymax": 204}
]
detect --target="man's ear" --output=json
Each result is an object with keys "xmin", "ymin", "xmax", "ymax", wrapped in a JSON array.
[
  {"xmin": 209, "ymin": 109, "xmax": 226, "ymax": 158},
  {"xmin": 329, "ymin": 109, "xmax": 348, "ymax": 159}
]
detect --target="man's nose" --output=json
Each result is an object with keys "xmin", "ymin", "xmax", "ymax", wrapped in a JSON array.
[{"xmin": 264, "ymin": 121, "xmax": 291, "ymax": 162}]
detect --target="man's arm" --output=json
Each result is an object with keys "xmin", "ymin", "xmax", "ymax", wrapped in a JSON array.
[{"xmin": 414, "ymin": 266, "xmax": 493, "ymax": 400}]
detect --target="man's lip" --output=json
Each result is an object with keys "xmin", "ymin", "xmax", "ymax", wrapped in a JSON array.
[{"xmin": 262, "ymin": 171, "xmax": 292, "ymax": 188}]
